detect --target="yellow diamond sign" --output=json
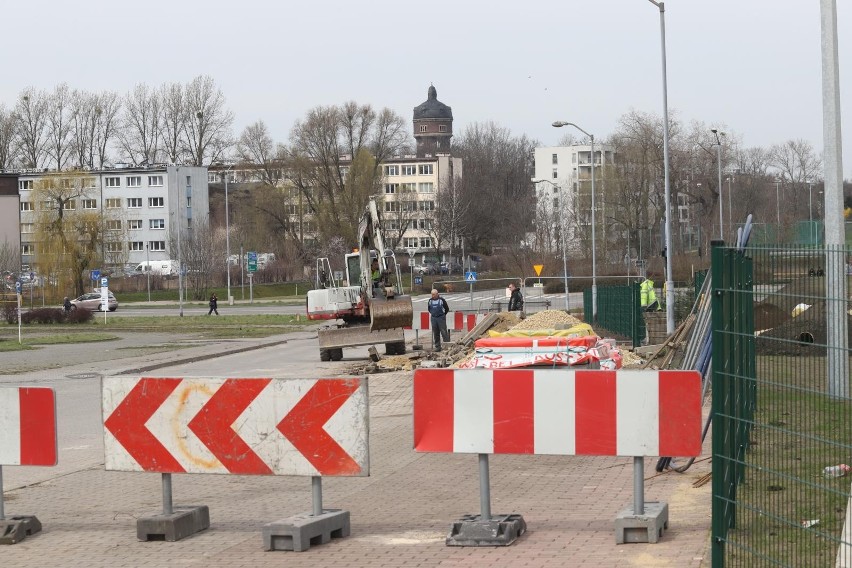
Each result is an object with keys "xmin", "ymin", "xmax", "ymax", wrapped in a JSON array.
[{"xmin": 533, "ymin": 264, "xmax": 544, "ymax": 276}]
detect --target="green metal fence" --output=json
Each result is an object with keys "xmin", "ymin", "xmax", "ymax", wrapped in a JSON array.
[
  {"xmin": 711, "ymin": 244, "xmax": 852, "ymax": 567},
  {"xmin": 583, "ymin": 284, "xmax": 644, "ymax": 347}
]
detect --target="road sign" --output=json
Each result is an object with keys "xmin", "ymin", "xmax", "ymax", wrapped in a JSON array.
[
  {"xmin": 413, "ymin": 369, "xmax": 701, "ymax": 457},
  {"xmin": 533, "ymin": 282, "xmax": 544, "ymax": 288},
  {"xmin": 0, "ymin": 387, "xmax": 57, "ymax": 466},
  {"xmin": 247, "ymin": 251, "xmax": 258, "ymax": 273},
  {"xmin": 465, "ymin": 271, "xmax": 477, "ymax": 282},
  {"xmin": 15, "ymin": 280, "xmax": 21, "ymax": 294},
  {"xmin": 414, "ymin": 276, "xmax": 423, "ymax": 285},
  {"xmin": 100, "ymin": 277, "xmax": 108, "ymax": 288},
  {"xmin": 533, "ymin": 264, "xmax": 544, "ymax": 276},
  {"xmin": 91, "ymin": 269, "xmax": 100, "ymax": 281},
  {"xmin": 103, "ymin": 376, "xmax": 369, "ymax": 476}
]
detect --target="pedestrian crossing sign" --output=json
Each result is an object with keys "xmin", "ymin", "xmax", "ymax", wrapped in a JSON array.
[{"xmin": 465, "ymin": 271, "xmax": 477, "ymax": 282}]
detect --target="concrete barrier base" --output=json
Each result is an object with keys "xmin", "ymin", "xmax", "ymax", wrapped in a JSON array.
[
  {"xmin": 262, "ymin": 509, "xmax": 350, "ymax": 552},
  {"xmin": 0, "ymin": 515, "xmax": 42, "ymax": 545},
  {"xmin": 137, "ymin": 505, "xmax": 210, "ymax": 542},
  {"xmin": 614, "ymin": 501, "xmax": 669, "ymax": 544},
  {"xmin": 445, "ymin": 513, "xmax": 526, "ymax": 546}
]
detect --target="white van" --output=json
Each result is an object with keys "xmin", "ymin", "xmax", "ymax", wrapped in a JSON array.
[{"xmin": 134, "ymin": 260, "xmax": 178, "ymax": 276}]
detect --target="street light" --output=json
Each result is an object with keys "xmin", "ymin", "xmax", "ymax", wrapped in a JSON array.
[
  {"xmin": 552, "ymin": 122, "xmax": 596, "ymax": 319},
  {"xmin": 215, "ymin": 162, "xmax": 234, "ymax": 304},
  {"xmin": 145, "ymin": 243, "xmax": 151, "ymax": 303},
  {"xmin": 711, "ymin": 129, "xmax": 725, "ymax": 240},
  {"xmin": 775, "ymin": 177, "xmax": 781, "ymax": 241},
  {"xmin": 532, "ymin": 178, "xmax": 569, "ymax": 310},
  {"xmin": 647, "ymin": 0, "xmax": 675, "ymax": 335}
]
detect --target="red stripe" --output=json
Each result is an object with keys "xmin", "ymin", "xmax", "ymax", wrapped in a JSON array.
[
  {"xmin": 467, "ymin": 314, "xmax": 476, "ymax": 330},
  {"xmin": 420, "ymin": 312, "xmax": 430, "ymax": 330},
  {"xmin": 188, "ymin": 378, "xmax": 273, "ymax": 474},
  {"xmin": 413, "ymin": 369, "xmax": 455, "ymax": 452},
  {"xmin": 493, "ymin": 370, "xmax": 535, "ymax": 453},
  {"xmin": 452, "ymin": 312, "xmax": 462, "ymax": 330},
  {"xmin": 659, "ymin": 371, "xmax": 703, "ymax": 456},
  {"xmin": 18, "ymin": 388, "xmax": 57, "ymax": 466},
  {"xmin": 575, "ymin": 370, "xmax": 617, "ymax": 455}
]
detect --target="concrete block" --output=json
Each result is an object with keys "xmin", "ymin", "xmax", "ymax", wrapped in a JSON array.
[
  {"xmin": 0, "ymin": 515, "xmax": 42, "ymax": 545},
  {"xmin": 614, "ymin": 501, "xmax": 669, "ymax": 544},
  {"xmin": 137, "ymin": 505, "xmax": 209, "ymax": 542},
  {"xmin": 446, "ymin": 513, "xmax": 526, "ymax": 547},
  {"xmin": 263, "ymin": 509, "xmax": 350, "ymax": 552}
]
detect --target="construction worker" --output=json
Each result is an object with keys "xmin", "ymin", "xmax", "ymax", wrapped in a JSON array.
[{"xmin": 640, "ymin": 276, "xmax": 661, "ymax": 312}]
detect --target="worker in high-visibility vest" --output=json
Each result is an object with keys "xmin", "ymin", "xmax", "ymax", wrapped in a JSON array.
[{"xmin": 640, "ymin": 277, "xmax": 661, "ymax": 311}]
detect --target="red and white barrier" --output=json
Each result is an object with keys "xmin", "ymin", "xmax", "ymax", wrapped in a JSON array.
[
  {"xmin": 413, "ymin": 369, "xmax": 701, "ymax": 458},
  {"xmin": 407, "ymin": 311, "xmax": 483, "ymax": 331},
  {"xmin": 0, "ymin": 387, "xmax": 57, "ymax": 466},
  {"xmin": 103, "ymin": 377, "xmax": 368, "ymax": 476}
]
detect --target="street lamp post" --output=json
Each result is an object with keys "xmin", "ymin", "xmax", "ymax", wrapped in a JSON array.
[
  {"xmin": 532, "ymin": 178, "xmax": 569, "ymax": 310},
  {"xmin": 711, "ymin": 129, "xmax": 725, "ymax": 239},
  {"xmin": 647, "ymin": 0, "xmax": 675, "ymax": 335},
  {"xmin": 217, "ymin": 163, "xmax": 233, "ymax": 304},
  {"xmin": 775, "ymin": 178, "xmax": 781, "ymax": 242},
  {"xmin": 145, "ymin": 243, "xmax": 151, "ymax": 303},
  {"xmin": 727, "ymin": 175, "xmax": 733, "ymax": 232},
  {"xmin": 551, "ymin": 122, "xmax": 596, "ymax": 319}
]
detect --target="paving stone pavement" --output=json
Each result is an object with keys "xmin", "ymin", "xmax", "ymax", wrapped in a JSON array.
[{"xmin": 1, "ymin": 354, "xmax": 712, "ymax": 567}]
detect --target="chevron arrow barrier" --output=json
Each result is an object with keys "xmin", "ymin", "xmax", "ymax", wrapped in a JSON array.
[{"xmin": 103, "ymin": 377, "xmax": 368, "ymax": 476}]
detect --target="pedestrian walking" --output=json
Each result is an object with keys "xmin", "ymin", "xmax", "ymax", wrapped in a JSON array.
[
  {"xmin": 507, "ymin": 282, "xmax": 524, "ymax": 312},
  {"xmin": 208, "ymin": 293, "xmax": 219, "ymax": 315},
  {"xmin": 63, "ymin": 296, "xmax": 72, "ymax": 313},
  {"xmin": 427, "ymin": 288, "xmax": 450, "ymax": 352}
]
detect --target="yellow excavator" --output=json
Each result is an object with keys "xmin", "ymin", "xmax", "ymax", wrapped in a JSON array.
[{"xmin": 306, "ymin": 198, "xmax": 413, "ymax": 361}]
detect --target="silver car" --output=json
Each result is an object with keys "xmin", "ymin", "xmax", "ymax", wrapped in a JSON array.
[{"xmin": 70, "ymin": 292, "xmax": 118, "ymax": 312}]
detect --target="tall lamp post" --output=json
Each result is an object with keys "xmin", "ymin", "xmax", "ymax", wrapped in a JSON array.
[
  {"xmin": 216, "ymin": 162, "xmax": 234, "ymax": 304},
  {"xmin": 775, "ymin": 177, "xmax": 781, "ymax": 242},
  {"xmin": 647, "ymin": 0, "xmax": 674, "ymax": 335},
  {"xmin": 145, "ymin": 243, "xmax": 151, "ymax": 303},
  {"xmin": 532, "ymin": 178, "xmax": 569, "ymax": 310},
  {"xmin": 711, "ymin": 129, "xmax": 725, "ymax": 239},
  {"xmin": 552, "ymin": 122, "xmax": 596, "ymax": 319}
]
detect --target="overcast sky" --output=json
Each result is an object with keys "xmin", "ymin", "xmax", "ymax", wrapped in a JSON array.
[{"xmin": 2, "ymin": 1, "xmax": 849, "ymax": 176}]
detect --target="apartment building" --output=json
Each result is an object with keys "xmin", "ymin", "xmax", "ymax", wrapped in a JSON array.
[
  {"xmin": 0, "ymin": 174, "xmax": 21, "ymax": 270},
  {"xmin": 16, "ymin": 165, "xmax": 208, "ymax": 270}
]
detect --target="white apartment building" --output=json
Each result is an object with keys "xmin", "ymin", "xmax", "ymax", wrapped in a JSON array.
[
  {"xmin": 17, "ymin": 165, "xmax": 209, "ymax": 270},
  {"xmin": 532, "ymin": 144, "xmax": 614, "ymax": 253}
]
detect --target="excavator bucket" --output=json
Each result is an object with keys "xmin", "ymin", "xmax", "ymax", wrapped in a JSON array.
[{"xmin": 369, "ymin": 294, "xmax": 413, "ymax": 331}]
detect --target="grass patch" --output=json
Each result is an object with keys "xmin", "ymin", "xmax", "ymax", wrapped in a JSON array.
[
  {"xmin": 86, "ymin": 314, "xmax": 313, "ymax": 339},
  {"xmin": 722, "ymin": 354, "xmax": 852, "ymax": 566},
  {"xmin": 0, "ymin": 332, "xmax": 119, "ymax": 351}
]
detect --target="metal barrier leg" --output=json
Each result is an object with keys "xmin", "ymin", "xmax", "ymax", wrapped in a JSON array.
[
  {"xmin": 312, "ymin": 476, "xmax": 323, "ymax": 517},
  {"xmin": 479, "ymin": 454, "xmax": 491, "ymax": 521},
  {"xmin": 614, "ymin": 456, "xmax": 668, "ymax": 544},
  {"xmin": 136, "ymin": 472, "xmax": 210, "ymax": 542},
  {"xmin": 634, "ymin": 457, "xmax": 645, "ymax": 516},
  {"xmin": 162, "ymin": 473, "xmax": 173, "ymax": 515},
  {"xmin": 0, "ymin": 465, "xmax": 4, "ymax": 521}
]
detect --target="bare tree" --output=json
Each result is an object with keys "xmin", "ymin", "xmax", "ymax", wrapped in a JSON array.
[
  {"xmin": 0, "ymin": 105, "xmax": 17, "ymax": 169},
  {"xmin": 119, "ymin": 84, "xmax": 162, "ymax": 166},
  {"xmin": 45, "ymin": 83, "xmax": 74, "ymax": 170},
  {"xmin": 93, "ymin": 91, "xmax": 121, "ymax": 168},
  {"xmin": 15, "ymin": 87, "xmax": 49, "ymax": 169},
  {"xmin": 237, "ymin": 120, "xmax": 286, "ymax": 186},
  {"xmin": 159, "ymin": 82, "xmax": 185, "ymax": 163},
  {"xmin": 183, "ymin": 75, "xmax": 234, "ymax": 166},
  {"xmin": 70, "ymin": 90, "xmax": 99, "ymax": 168},
  {"xmin": 771, "ymin": 139, "xmax": 822, "ymax": 215}
]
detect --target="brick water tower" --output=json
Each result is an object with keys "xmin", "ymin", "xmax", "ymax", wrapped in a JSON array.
[{"xmin": 413, "ymin": 85, "xmax": 453, "ymax": 158}]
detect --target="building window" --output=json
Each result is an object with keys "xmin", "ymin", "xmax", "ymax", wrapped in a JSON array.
[
  {"xmin": 40, "ymin": 200, "xmax": 53, "ymax": 210},
  {"xmin": 149, "ymin": 219, "xmax": 165, "ymax": 229},
  {"xmin": 105, "ymin": 177, "xmax": 121, "ymax": 187},
  {"xmin": 106, "ymin": 242, "xmax": 123, "ymax": 253},
  {"xmin": 21, "ymin": 223, "xmax": 34, "ymax": 234},
  {"xmin": 126, "ymin": 176, "xmax": 141, "ymax": 187},
  {"xmin": 148, "ymin": 197, "xmax": 164, "ymax": 208},
  {"xmin": 552, "ymin": 153, "xmax": 558, "ymax": 165},
  {"xmin": 418, "ymin": 182, "xmax": 434, "ymax": 193},
  {"xmin": 148, "ymin": 175, "xmax": 163, "ymax": 187},
  {"xmin": 20, "ymin": 202, "xmax": 33, "ymax": 211},
  {"xmin": 402, "ymin": 200, "xmax": 416, "ymax": 212},
  {"xmin": 127, "ymin": 198, "xmax": 142, "ymax": 208},
  {"xmin": 404, "ymin": 238, "xmax": 418, "ymax": 248},
  {"xmin": 419, "ymin": 237, "xmax": 432, "ymax": 248},
  {"xmin": 105, "ymin": 198, "xmax": 121, "ymax": 208},
  {"xmin": 401, "ymin": 165, "xmax": 417, "ymax": 176},
  {"xmin": 128, "ymin": 219, "xmax": 142, "ymax": 230},
  {"xmin": 419, "ymin": 125, "xmax": 428, "ymax": 133},
  {"xmin": 129, "ymin": 241, "xmax": 144, "ymax": 251},
  {"xmin": 385, "ymin": 183, "xmax": 398, "ymax": 194},
  {"xmin": 63, "ymin": 200, "xmax": 76, "ymax": 210},
  {"xmin": 418, "ymin": 201, "xmax": 435, "ymax": 211},
  {"xmin": 186, "ymin": 175, "xmax": 191, "ymax": 186},
  {"xmin": 22, "ymin": 244, "xmax": 34, "ymax": 256},
  {"xmin": 84, "ymin": 177, "xmax": 96, "ymax": 188},
  {"xmin": 18, "ymin": 180, "xmax": 33, "ymax": 191},
  {"xmin": 439, "ymin": 125, "xmax": 447, "ymax": 133},
  {"xmin": 384, "ymin": 201, "xmax": 399, "ymax": 212},
  {"xmin": 552, "ymin": 169, "xmax": 558, "ymax": 179},
  {"xmin": 149, "ymin": 241, "xmax": 166, "ymax": 252},
  {"xmin": 384, "ymin": 165, "xmax": 399, "ymax": 176},
  {"xmin": 417, "ymin": 218, "xmax": 432, "ymax": 230},
  {"xmin": 107, "ymin": 220, "xmax": 122, "ymax": 230},
  {"xmin": 82, "ymin": 199, "xmax": 97, "ymax": 209},
  {"xmin": 186, "ymin": 196, "xmax": 191, "ymax": 208},
  {"xmin": 418, "ymin": 164, "xmax": 433, "ymax": 175}
]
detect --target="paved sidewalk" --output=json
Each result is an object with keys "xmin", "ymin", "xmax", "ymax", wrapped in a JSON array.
[{"xmin": 1, "ymin": 361, "xmax": 712, "ymax": 568}]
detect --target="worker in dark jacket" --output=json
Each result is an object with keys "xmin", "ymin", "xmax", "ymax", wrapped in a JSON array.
[
  {"xmin": 427, "ymin": 288, "xmax": 450, "ymax": 352},
  {"xmin": 507, "ymin": 282, "xmax": 524, "ymax": 312}
]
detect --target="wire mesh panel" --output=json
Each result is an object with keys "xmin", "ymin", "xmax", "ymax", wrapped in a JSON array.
[{"xmin": 712, "ymin": 244, "xmax": 852, "ymax": 567}]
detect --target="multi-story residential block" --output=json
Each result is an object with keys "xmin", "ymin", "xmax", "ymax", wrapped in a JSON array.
[
  {"xmin": 532, "ymin": 144, "xmax": 614, "ymax": 253},
  {"xmin": 0, "ymin": 174, "xmax": 21, "ymax": 271},
  {"xmin": 16, "ymin": 165, "xmax": 208, "ymax": 270}
]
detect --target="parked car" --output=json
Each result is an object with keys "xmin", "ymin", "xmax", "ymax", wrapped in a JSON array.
[
  {"xmin": 440, "ymin": 262, "xmax": 463, "ymax": 274},
  {"xmin": 70, "ymin": 292, "xmax": 118, "ymax": 312},
  {"xmin": 413, "ymin": 263, "xmax": 437, "ymax": 275}
]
